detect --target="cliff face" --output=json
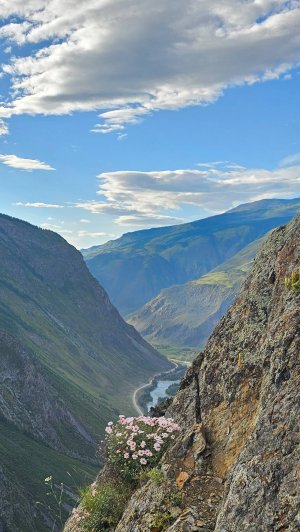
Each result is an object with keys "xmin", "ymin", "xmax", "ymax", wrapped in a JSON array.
[{"xmin": 117, "ymin": 215, "xmax": 300, "ymax": 530}]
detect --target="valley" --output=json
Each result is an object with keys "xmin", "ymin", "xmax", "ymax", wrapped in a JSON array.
[
  {"xmin": 0, "ymin": 214, "xmax": 171, "ymax": 530},
  {"xmin": 83, "ymin": 198, "xmax": 300, "ymax": 351}
]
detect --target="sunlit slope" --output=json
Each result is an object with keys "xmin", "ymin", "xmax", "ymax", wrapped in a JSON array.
[
  {"xmin": 83, "ymin": 198, "xmax": 300, "ymax": 314},
  {"xmin": 0, "ymin": 213, "xmax": 171, "ymax": 530},
  {"xmin": 128, "ymin": 238, "xmax": 264, "ymax": 348}
]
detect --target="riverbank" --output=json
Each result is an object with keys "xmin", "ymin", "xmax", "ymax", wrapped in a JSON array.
[{"xmin": 132, "ymin": 362, "xmax": 186, "ymax": 415}]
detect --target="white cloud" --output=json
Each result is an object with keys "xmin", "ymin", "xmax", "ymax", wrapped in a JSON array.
[
  {"xmin": 15, "ymin": 201, "xmax": 63, "ymax": 208},
  {"xmin": 0, "ymin": 1, "xmax": 299, "ymax": 132},
  {"xmin": 117, "ymin": 133, "xmax": 128, "ymax": 141},
  {"xmin": 75, "ymin": 162, "xmax": 300, "ymax": 225},
  {"xmin": 280, "ymin": 153, "xmax": 300, "ymax": 167},
  {"xmin": 115, "ymin": 214, "xmax": 185, "ymax": 227},
  {"xmin": 79, "ymin": 218, "xmax": 91, "ymax": 223},
  {"xmin": 41, "ymin": 221, "xmax": 72, "ymax": 233},
  {"xmin": 77, "ymin": 230, "xmax": 115, "ymax": 238},
  {"xmin": 0, "ymin": 120, "xmax": 9, "ymax": 135},
  {"xmin": 0, "ymin": 154, "xmax": 55, "ymax": 170}
]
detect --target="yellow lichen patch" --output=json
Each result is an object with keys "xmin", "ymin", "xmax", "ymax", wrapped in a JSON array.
[
  {"xmin": 176, "ymin": 471, "xmax": 189, "ymax": 489},
  {"xmin": 182, "ymin": 452, "xmax": 195, "ymax": 471},
  {"xmin": 204, "ymin": 380, "xmax": 261, "ymax": 478}
]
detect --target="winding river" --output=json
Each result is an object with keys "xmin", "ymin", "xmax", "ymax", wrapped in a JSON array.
[{"xmin": 146, "ymin": 378, "xmax": 180, "ymax": 411}]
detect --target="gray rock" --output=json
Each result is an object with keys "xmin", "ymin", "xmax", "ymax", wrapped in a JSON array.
[{"xmin": 117, "ymin": 213, "xmax": 300, "ymax": 531}]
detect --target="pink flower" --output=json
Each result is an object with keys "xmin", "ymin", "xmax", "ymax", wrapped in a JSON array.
[
  {"xmin": 140, "ymin": 458, "xmax": 147, "ymax": 465},
  {"xmin": 105, "ymin": 426, "xmax": 113, "ymax": 434},
  {"xmin": 154, "ymin": 442, "xmax": 161, "ymax": 451},
  {"xmin": 124, "ymin": 453, "xmax": 129, "ymax": 459}
]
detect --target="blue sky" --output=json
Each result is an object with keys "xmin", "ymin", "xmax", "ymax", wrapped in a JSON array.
[{"xmin": 0, "ymin": 1, "xmax": 300, "ymax": 248}]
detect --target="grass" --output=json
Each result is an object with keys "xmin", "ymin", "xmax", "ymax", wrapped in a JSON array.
[
  {"xmin": 0, "ymin": 419, "xmax": 97, "ymax": 531},
  {"xmin": 154, "ymin": 345, "xmax": 196, "ymax": 363}
]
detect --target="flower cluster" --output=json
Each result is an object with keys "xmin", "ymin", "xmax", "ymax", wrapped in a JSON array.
[
  {"xmin": 104, "ymin": 415, "xmax": 180, "ymax": 481},
  {"xmin": 71, "ymin": 506, "xmax": 90, "ymax": 524}
]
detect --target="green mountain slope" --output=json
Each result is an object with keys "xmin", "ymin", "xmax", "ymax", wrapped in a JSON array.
[
  {"xmin": 0, "ymin": 214, "xmax": 171, "ymax": 531},
  {"xmin": 83, "ymin": 198, "xmax": 300, "ymax": 314},
  {"xmin": 127, "ymin": 238, "xmax": 263, "ymax": 349}
]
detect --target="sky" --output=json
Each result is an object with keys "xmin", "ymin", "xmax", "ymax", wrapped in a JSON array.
[{"xmin": 0, "ymin": 0, "xmax": 300, "ymax": 248}]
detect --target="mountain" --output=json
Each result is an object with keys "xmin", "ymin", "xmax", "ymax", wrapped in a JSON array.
[
  {"xmin": 128, "ymin": 237, "xmax": 264, "ymax": 348},
  {"xmin": 82, "ymin": 198, "xmax": 300, "ymax": 315},
  {"xmin": 0, "ymin": 214, "xmax": 171, "ymax": 531},
  {"xmin": 108, "ymin": 212, "xmax": 300, "ymax": 530}
]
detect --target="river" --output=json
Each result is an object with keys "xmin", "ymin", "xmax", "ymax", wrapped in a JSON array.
[{"xmin": 146, "ymin": 378, "xmax": 180, "ymax": 411}]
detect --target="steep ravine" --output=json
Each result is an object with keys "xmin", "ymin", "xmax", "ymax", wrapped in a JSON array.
[
  {"xmin": 109, "ymin": 214, "xmax": 300, "ymax": 530},
  {"xmin": 0, "ymin": 213, "xmax": 171, "ymax": 531}
]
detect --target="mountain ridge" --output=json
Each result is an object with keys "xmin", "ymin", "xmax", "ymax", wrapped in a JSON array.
[
  {"xmin": 83, "ymin": 198, "xmax": 300, "ymax": 314},
  {"xmin": 127, "ymin": 237, "xmax": 264, "ymax": 348},
  {"xmin": 0, "ymin": 213, "xmax": 171, "ymax": 530}
]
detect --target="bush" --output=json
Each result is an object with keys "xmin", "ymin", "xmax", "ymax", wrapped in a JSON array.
[
  {"xmin": 104, "ymin": 415, "xmax": 180, "ymax": 483},
  {"xmin": 72, "ymin": 482, "xmax": 127, "ymax": 531},
  {"xmin": 285, "ymin": 268, "xmax": 300, "ymax": 293},
  {"xmin": 147, "ymin": 467, "xmax": 165, "ymax": 485}
]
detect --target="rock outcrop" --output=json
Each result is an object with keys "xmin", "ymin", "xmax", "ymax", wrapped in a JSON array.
[{"xmin": 116, "ymin": 214, "xmax": 300, "ymax": 530}]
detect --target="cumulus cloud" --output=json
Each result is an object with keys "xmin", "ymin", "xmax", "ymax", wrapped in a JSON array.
[
  {"xmin": 15, "ymin": 202, "xmax": 63, "ymax": 208},
  {"xmin": 74, "ymin": 162, "xmax": 300, "ymax": 225},
  {"xmin": 0, "ymin": 154, "xmax": 55, "ymax": 170},
  {"xmin": 0, "ymin": 1, "xmax": 299, "ymax": 131}
]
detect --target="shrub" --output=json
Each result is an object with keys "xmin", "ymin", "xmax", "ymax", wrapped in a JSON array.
[
  {"xmin": 285, "ymin": 268, "xmax": 300, "ymax": 293},
  {"xmin": 148, "ymin": 511, "xmax": 173, "ymax": 530},
  {"xmin": 104, "ymin": 415, "xmax": 180, "ymax": 483},
  {"xmin": 147, "ymin": 467, "xmax": 165, "ymax": 485},
  {"xmin": 72, "ymin": 482, "xmax": 127, "ymax": 531}
]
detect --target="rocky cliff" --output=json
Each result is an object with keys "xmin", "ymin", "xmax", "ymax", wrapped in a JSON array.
[{"xmin": 114, "ymin": 214, "xmax": 300, "ymax": 530}]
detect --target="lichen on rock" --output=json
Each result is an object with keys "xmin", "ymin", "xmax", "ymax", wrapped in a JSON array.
[{"xmin": 116, "ymin": 214, "xmax": 300, "ymax": 531}]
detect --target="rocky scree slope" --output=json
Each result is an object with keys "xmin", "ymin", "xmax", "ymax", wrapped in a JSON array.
[
  {"xmin": 116, "ymin": 214, "xmax": 300, "ymax": 530},
  {"xmin": 0, "ymin": 214, "xmax": 171, "ymax": 531},
  {"xmin": 83, "ymin": 198, "xmax": 300, "ymax": 314}
]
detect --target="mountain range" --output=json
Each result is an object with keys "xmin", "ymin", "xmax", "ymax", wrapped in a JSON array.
[
  {"xmin": 83, "ymin": 198, "xmax": 300, "ymax": 349},
  {"xmin": 0, "ymin": 214, "xmax": 170, "ymax": 531},
  {"xmin": 128, "ymin": 237, "xmax": 263, "ymax": 348}
]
